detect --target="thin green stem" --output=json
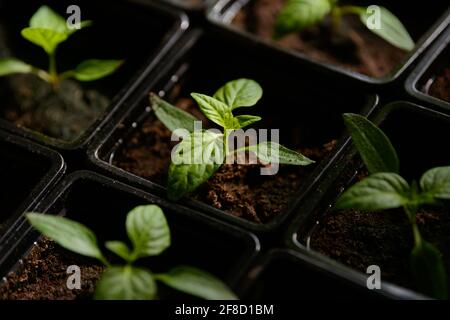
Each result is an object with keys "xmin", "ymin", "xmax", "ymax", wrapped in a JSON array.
[
  {"xmin": 412, "ymin": 222, "xmax": 422, "ymax": 247},
  {"xmin": 339, "ymin": 5, "xmax": 365, "ymax": 16},
  {"xmin": 331, "ymin": 6, "xmax": 342, "ymax": 31},
  {"xmin": 48, "ymin": 51, "xmax": 59, "ymax": 91},
  {"xmin": 404, "ymin": 204, "xmax": 422, "ymax": 247},
  {"xmin": 224, "ymin": 129, "xmax": 230, "ymax": 157},
  {"xmin": 59, "ymin": 70, "xmax": 75, "ymax": 81}
]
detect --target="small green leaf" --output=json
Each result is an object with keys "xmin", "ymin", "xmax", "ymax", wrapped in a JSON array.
[
  {"xmin": 411, "ymin": 240, "xmax": 448, "ymax": 299},
  {"xmin": 29, "ymin": 6, "xmax": 91, "ymax": 36},
  {"xmin": 213, "ymin": 79, "xmax": 263, "ymax": 110},
  {"xmin": 30, "ymin": 5, "xmax": 67, "ymax": 33},
  {"xmin": 191, "ymin": 93, "xmax": 233, "ymax": 128},
  {"xmin": 172, "ymin": 131, "xmax": 224, "ymax": 165},
  {"xmin": 155, "ymin": 266, "xmax": 237, "ymax": 300},
  {"xmin": 126, "ymin": 205, "xmax": 171, "ymax": 259},
  {"xmin": 231, "ymin": 115, "xmax": 262, "ymax": 129},
  {"xmin": 21, "ymin": 27, "xmax": 68, "ymax": 54},
  {"xmin": 67, "ymin": 20, "xmax": 93, "ymax": 35},
  {"xmin": 343, "ymin": 113, "xmax": 399, "ymax": 175},
  {"xmin": 274, "ymin": 0, "xmax": 332, "ymax": 39},
  {"xmin": 335, "ymin": 173, "xmax": 411, "ymax": 211},
  {"xmin": 150, "ymin": 93, "xmax": 199, "ymax": 133},
  {"xmin": 360, "ymin": 6, "xmax": 415, "ymax": 51},
  {"xmin": 0, "ymin": 58, "xmax": 33, "ymax": 76},
  {"xmin": 105, "ymin": 241, "xmax": 132, "ymax": 262},
  {"xmin": 246, "ymin": 141, "xmax": 314, "ymax": 165},
  {"xmin": 168, "ymin": 131, "xmax": 224, "ymax": 201},
  {"xmin": 73, "ymin": 59, "xmax": 123, "ymax": 81},
  {"xmin": 26, "ymin": 213, "xmax": 104, "ymax": 261},
  {"xmin": 168, "ymin": 163, "xmax": 221, "ymax": 201},
  {"xmin": 420, "ymin": 166, "xmax": 450, "ymax": 201},
  {"xmin": 94, "ymin": 266, "xmax": 157, "ymax": 300}
]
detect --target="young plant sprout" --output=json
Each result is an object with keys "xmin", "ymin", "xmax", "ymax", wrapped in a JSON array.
[
  {"xmin": 26, "ymin": 205, "xmax": 236, "ymax": 300},
  {"xmin": 150, "ymin": 78, "xmax": 314, "ymax": 201},
  {"xmin": 0, "ymin": 6, "xmax": 123, "ymax": 91},
  {"xmin": 336, "ymin": 113, "xmax": 450, "ymax": 299},
  {"xmin": 274, "ymin": 0, "xmax": 415, "ymax": 51}
]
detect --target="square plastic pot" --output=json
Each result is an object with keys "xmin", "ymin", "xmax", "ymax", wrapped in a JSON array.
[
  {"xmin": 0, "ymin": 171, "xmax": 260, "ymax": 299},
  {"xmin": 0, "ymin": 0, "xmax": 188, "ymax": 152},
  {"xmin": 208, "ymin": 0, "xmax": 450, "ymax": 85},
  {"xmin": 286, "ymin": 101, "xmax": 450, "ymax": 299},
  {"xmin": 406, "ymin": 26, "xmax": 450, "ymax": 112},
  {"xmin": 0, "ymin": 130, "xmax": 65, "ymax": 267},
  {"xmin": 238, "ymin": 249, "xmax": 414, "ymax": 299},
  {"xmin": 88, "ymin": 28, "xmax": 379, "ymax": 235}
]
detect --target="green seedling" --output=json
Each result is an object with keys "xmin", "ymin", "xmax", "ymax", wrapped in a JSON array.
[
  {"xmin": 26, "ymin": 205, "xmax": 237, "ymax": 300},
  {"xmin": 336, "ymin": 113, "xmax": 450, "ymax": 299},
  {"xmin": 150, "ymin": 78, "xmax": 315, "ymax": 201},
  {"xmin": 274, "ymin": 0, "xmax": 415, "ymax": 51},
  {"xmin": 0, "ymin": 6, "xmax": 123, "ymax": 90}
]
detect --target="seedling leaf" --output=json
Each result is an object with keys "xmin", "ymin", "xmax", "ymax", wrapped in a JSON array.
[
  {"xmin": 420, "ymin": 166, "xmax": 450, "ymax": 201},
  {"xmin": 191, "ymin": 93, "xmax": 233, "ymax": 128},
  {"xmin": 155, "ymin": 266, "xmax": 238, "ymax": 300},
  {"xmin": 232, "ymin": 115, "xmax": 262, "ymax": 129},
  {"xmin": 74, "ymin": 59, "xmax": 123, "ymax": 81},
  {"xmin": 126, "ymin": 205, "xmax": 171, "ymax": 259},
  {"xmin": 343, "ymin": 113, "xmax": 399, "ymax": 174},
  {"xmin": 274, "ymin": 0, "xmax": 332, "ymax": 39},
  {"xmin": 95, "ymin": 266, "xmax": 157, "ymax": 300},
  {"xmin": 168, "ymin": 131, "xmax": 224, "ymax": 200},
  {"xmin": 21, "ymin": 27, "xmax": 67, "ymax": 54},
  {"xmin": 26, "ymin": 213, "xmax": 104, "ymax": 261},
  {"xmin": 29, "ymin": 5, "xmax": 67, "ymax": 33},
  {"xmin": 360, "ymin": 7, "xmax": 415, "ymax": 51},
  {"xmin": 335, "ymin": 173, "xmax": 410, "ymax": 210},
  {"xmin": 150, "ymin": 93, "xmax": 199, "ymax": 133},
  {"xmin": 246, "ymin": 141, "xmax": 314, "ymax": 165},
  {"xmin": 105, "ymin": 241, "xmax": 132, "ymax": 262},
  {"xmin": 0, "ymin": 58, "xmax": 33, "ymax": 76},
  {"xmin": 213, "ymin": 78, "xmax": 263, "ymax": 110}
]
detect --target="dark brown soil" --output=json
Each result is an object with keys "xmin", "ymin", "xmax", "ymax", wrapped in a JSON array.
[
  {"xmin": 1, "ymin": 74, "xmax": 109, "ymax": 142},
  {"xmin": 309, "ymin": 170, "xmax": 450, "ymax": 295},
  {"xmin": 429, "ymin": 68, "xmax": 450, "ymax": 102},
  {"xmin": 113, "ymin": 96, "xmax": 337, "ymax": 224},
  {"xmin": 232, "ymin": 0, "xmax": 408, "ymax": 78},
  {"xmin": 0, "ymin": 238, "xmax": 104, "ymax": 300}
]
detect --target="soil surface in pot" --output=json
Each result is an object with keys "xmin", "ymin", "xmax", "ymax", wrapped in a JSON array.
[
  {"xmin": 0, "ymin": 238, "xmax": 103, "ymax": 300},
  {"xmin": 428, "ymin": 68, "xmax": 450, "ymax": 103},
  {"xmin": 308, "ymin": 170, "xmax": 450, "ymax": 295},
  {"xmin": 1, "ymin": 74, "xmax": 109, "ymax": 142},
  {"xmin": 232, "ymin": 0, "xmax": 408, "ymax": 78},
  {"xmin": 113, "ymin": 96, "xmax": 337, "ymax": 224}
]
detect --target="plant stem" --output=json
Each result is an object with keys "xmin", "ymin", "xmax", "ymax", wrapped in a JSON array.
[
  {"xmin": 339, "ymin": 5, "xmax": 365, "ymax": 16},
  {"xmin": 405, "ymin": 205, "xmax": 422, "ymax": 247},
  {"xmin": 412, "ymin": 222, "xmax": 422, "ymax": 247},
  {"xmin": 48, "ymin": 51, "xmax": 59, "ymax": 91},
  {"xmin": 224, "ymin": 129, "xmax": 230, "ymax": 158},
  {"xmin": 331, "ymin": 6, "xmax": 342, "ymax": 31}
]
